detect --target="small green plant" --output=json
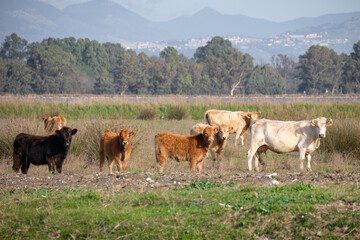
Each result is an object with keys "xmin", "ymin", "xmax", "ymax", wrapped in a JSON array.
[
  {"xmin": 137, "ymin": 108, "xmax": 158, "ymax": 120},
  {"xmin": 185, "ymin": 180, "xmax": 222, "ymax": 190},
  {"xmin": 167, "ymin": 105, "xmax": 189, "ymax": 120}
]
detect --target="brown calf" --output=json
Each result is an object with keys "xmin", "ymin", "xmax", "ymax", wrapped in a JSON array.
[
  {"xmin": 190, "ymin": 123, "xmax": 231, "ymax": 167},
  {"xmin": 99, "ymin": 129, "xmax": 135, "ymax": 173},
  {"xmin": 155, "ymin": 126, "xmax": 219, "ymax": 173},
  {"xmin": 43, "ymin": 115, "xmax": 67, "ymax": 134}
]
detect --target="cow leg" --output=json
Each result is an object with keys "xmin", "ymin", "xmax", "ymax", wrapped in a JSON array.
[
  {"xmin": 121, "ymin": 153, "xmax": 130, "ymax": 173},
  {"xmin": 234, "ymin": 131, "xmax": 241, "ymax": 146},
  {"xmin": 157, "ymin": 155, "xmax": 167, "ymax": 173},
  {"xmin": 240, "ymin": 135, "xmax": 245, "ymax": 146},
  {"xmin": 254, "ymin": 153, "xmax": 260, "ymax": 172},
  {"xmin": 306, "ymin": 154, "xmax": 312, "ymax": 171},
  {"xmin": 122, "ymin": 151, "xmax": 131, "ymax": 173},
  {"xmin": 56, "ymin": 158, "xmax": 64, "ymax": 174},
  {"xmin": 12, "ymin": 150, "xmax": 22, "ymax": 173},
  {"xmin": 210, "ymin": 149, "xmax": 217, "ymax": 168},
  {"xmin": 99, "ymin": 149, "xmax": 105, "ymax": 172},
  {"xmin": 21, "ymin": 157, "xmax": 29, "ymax": 174},
  {"xmin": 247, "ymin": 144, "xmax": 260, "ymax": 171},
  {"xmin": 196, "ymin": 157, "xmax": 204, "ymax": 173},
  {"xmin": 114, "ymin": 156, "xmax": 122, "ymax": 173},
  {"xmin": 190, "ymin": 158, "xmax": 196, "ymax": 173},
  {"xmin": 108, "ymin": 158, "xmax": 114, "ymax": 174},
  {"xmin": 196, "ymin": 161, "xmax": 203, "ymax": 173},
  {"xmin": 298, "ymin": 148, "xmax": 306, "ymax": 171},
  {"xmin": 48, "ymin": 160, "xmax": 56, "ymax": 174}
]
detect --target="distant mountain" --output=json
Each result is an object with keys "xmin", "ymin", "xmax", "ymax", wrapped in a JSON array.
[
  {"xmin": 0, "ymin": 0, "xmax": 360, "ymax": 60},
  {"xmin": 158, "ymin": 7, "xmax": 280, "ymax": 39},
  {"xmin": 61, "ymin": 0, "xmax": 167, "ymax": 42},
  {"xmin": 292, "ymin": 17, "xmax": 360, "ymax": 41},
  {"xmin": 0, "ymin": 0, "xmax": 65, "ymax": 40},
  {"xmin": 161, "ymin": 8, "xmax": 360, "ymax": 39}
]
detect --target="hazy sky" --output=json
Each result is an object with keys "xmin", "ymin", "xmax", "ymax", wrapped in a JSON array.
[{"xmin": 41, "ymin": 0, "xmax": 360, "ymax": 22}]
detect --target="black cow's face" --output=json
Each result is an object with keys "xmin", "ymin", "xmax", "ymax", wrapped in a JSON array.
[{"xmin": 56, "ymin": 127, "xmax": 78, "ymax": 148}]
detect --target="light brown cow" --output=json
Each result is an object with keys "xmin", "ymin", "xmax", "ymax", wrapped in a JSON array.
[
  {"xmin": 205, "ymin": 110, "xmax": 261, "ymax": 146},
  {"xmin": 43, "ymin": 115, "xmax": 67, "ymax": 134},
  {"xmin": 155, "ymin": 126, "xmax": 219, "ymax": 173},
  {"xmin": 247, "ymin": 117, "xmax": 333, "ymax": 172},
  {"xmin": 99, "ymin": 129, "xmax": 135, "ymax": 173},
  {"xmin": 190, "ymin": 123, "xmax": 231, "ymax": 167}
]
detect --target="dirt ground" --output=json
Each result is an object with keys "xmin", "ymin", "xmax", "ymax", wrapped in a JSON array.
[{"xmin": 1, "ymin": 169, "xmax": 359, "ymax": 192}]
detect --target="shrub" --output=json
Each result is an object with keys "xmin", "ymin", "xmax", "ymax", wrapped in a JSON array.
[
  {"xmin": 137, "ymin": 108, "xmax": 158, "ymax": 120},
  {"xmin": 167, "ymin": 105, "xmax": 189, "ymax": 120},
  {"xmin": 320, "ymin": 119, "xmax": 360, "ymax": 159}
]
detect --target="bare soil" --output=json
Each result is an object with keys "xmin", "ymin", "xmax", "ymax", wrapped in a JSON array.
[{"xmin": 1, "ymin": 170, "xmax": 359, "ymax": 192}]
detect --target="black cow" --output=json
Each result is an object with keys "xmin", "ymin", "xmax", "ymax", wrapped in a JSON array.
[{"xmin": 12, "ymin": 126, "xmax": 78, "ymax": 174}]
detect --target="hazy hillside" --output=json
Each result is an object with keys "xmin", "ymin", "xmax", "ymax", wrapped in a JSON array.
[
  {"xmin": 1, "ymin": 0, "xmax": 360, "ymax": 62},
  {"xmin": 61, "ymin": 0, "xmax": 167, "ymax": 42},
  {"xmin": 2, "ymin": 0, "xmax": 360, "ymax": 43}
]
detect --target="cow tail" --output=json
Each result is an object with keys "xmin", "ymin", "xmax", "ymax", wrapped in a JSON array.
[
  {"xmin": 154, "ymin": 135, "xmax": 159, "ymax": 163},
  {"xmin": 205, "ymin": 112, "xmax": 211, "ymax": 125}
]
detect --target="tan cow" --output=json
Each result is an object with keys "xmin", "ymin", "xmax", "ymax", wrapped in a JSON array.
[
  {"xmin": 205, "ymin": 110, "xmax": 261, "ymax": 146},
  {"xmin": 43, "ymin": 115, "xmax": 67, "ymax": 134},
  {"xmin": 99, "ymin": 129, "xmax": 135, "ymax": 173},
  {"xmin": 247, "ymin": 117, "xmax": 333, "ymax": 172},
  {"xmin": 190, "ymin": 123, "xmax": 231, "ymax": 167},
  {"xmin": 155, "ymin": 126, "xmax": 219, "ymax": 173}
]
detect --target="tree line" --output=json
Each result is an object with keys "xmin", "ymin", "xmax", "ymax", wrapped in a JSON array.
[{"xmin": 0, "ymin": 33, "xmax": 359, "ymax": 95}]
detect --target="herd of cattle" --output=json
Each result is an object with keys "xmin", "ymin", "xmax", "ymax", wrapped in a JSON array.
[{"xmin": 12, "ymin": 111, "xmax": 333, "ymax": 175}]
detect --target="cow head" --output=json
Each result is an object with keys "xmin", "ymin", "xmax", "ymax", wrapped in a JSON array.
[
  {"xmin": 202, "ymin": 126, "xmax": 219, "ymax": 144},
  {"xmin": 119, "ymin": 129, "xmax": 135, "ymax": 147},
  {"xmin": 55, "ymin": 126, "xmax": 78, "ymax": 148},
  {"xmin": 217, "ymin": 125, "xmax": 231, "ymax": 141},
  {"xmin": 43, "ymin": 115, "xmax": 52, "ymax": 127},
  {"xmin": 43, "ymin": 115, "xmax": 51, "ymax": 123},
  {"xmin": 247, "ymin": 112, "xmax": 261, "ymax": 120},
  {"xmin": 311, "ymin": 117, "xmax": 333, "ymax": 138}
]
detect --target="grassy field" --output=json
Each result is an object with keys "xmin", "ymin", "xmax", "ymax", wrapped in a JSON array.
[
  {"xmin": 1, "ymin": 97, "xmax": 360, "ymax": 239},
  {"xmin": 1, "ymin": 183, "xmax": 360, "ymax": 239},
  {"xmin": 1, "ymin": 98, "xmax": 359, "ymax": 172}
]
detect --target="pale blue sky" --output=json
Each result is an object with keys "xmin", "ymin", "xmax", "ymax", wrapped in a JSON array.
[{"xmin": 41, "ymin": 0, "xmax": 360, "ymax": 22}]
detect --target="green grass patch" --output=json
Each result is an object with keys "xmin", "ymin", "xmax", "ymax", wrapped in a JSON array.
[
  {"xmin": 1, "ymin": 100, "xmax": 359, "ymax": 120},
  {"xmin": 1, "ymin": 183, "xmax": 360, "ymax": 239}
]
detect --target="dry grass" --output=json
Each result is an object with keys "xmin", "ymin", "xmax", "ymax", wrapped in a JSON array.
[
  {"xmin": 1, "ymin": 115, "xmax": 360, "ymax": 175},
  {"xmin": 1, "ymin": 98, "xmax": 360, "ymax": 175}
]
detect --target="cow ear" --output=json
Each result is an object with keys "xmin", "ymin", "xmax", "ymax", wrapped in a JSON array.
[
  {"xmin": 247, "ymin": 113, "xmax": 251, "ymax": 119},
  {"xmin": 55, "ymin": 130, "xmax": 61, "ymax": 135},
  {"xmin": 311, "ymin": 120, "xmax": 318, "ymax": 127},
  {"xmin": 129, "ymin": 131, "xmax": 135, "ymax": 137},
  {"xmin": 71, "ymin": 129, "xmax": 78, "ymax": 135},
  {"xmin": 213, "ymin": 126, "xmax": 219, "ymax": 133},
  {"xmin": 326, "ymin": 118, "xmax": 333, "ymax": 126}
]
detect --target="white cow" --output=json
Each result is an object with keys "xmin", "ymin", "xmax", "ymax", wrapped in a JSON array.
[
  {"xmin": 204, "ymin": 110, "xmax": 261, "ymax": 146},
  {"xmin": 247, "ymin": 117, "xmax": 333, "ymax": 172}
]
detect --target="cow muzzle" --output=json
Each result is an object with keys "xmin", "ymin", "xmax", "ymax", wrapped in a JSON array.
[
  {"xmin": 208, "ymin": 137, "xmax": 214, "ymax": 143},
  {"xmin": 319, "ymin": 134, "xmax": 325, "ymax": 138},
  {"xmin": 122, "ymin": 141, "xmax": 128, "ymax": 146}
]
